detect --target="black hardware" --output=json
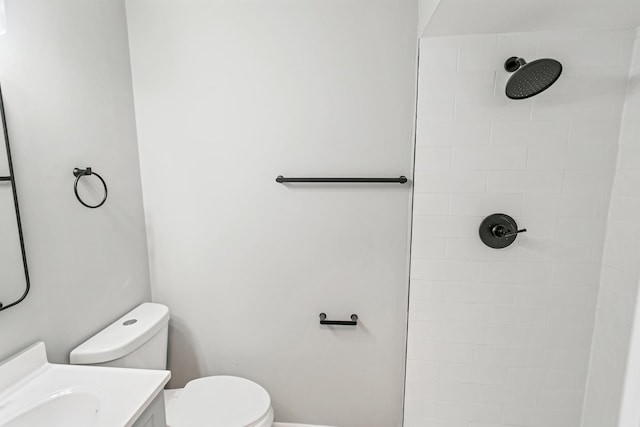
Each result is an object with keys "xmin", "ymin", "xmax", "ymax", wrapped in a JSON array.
[
  {"xmin": 504, "ymin": 56, "xmax": 563, "ymax": 100},
  {"xmin": 479, "ymin": 213, "xmax": 527, "ymax": 249},
  {"xmin": 276, "ymin": 176, "xmax": 407, "ymax": 184},
  {"xmin": 0, "ymin": 84, "xmax": 31, "ymax": 312},
  {"xmin": 73, "ymin": 167, "xmax": 108, "ymax": 209},
  {"xmin": 319, "ymin": 313, "xmax": 359, "ymax": 326},
  {"xmin": 504, "ymin": 56, "xmax": 527, "ymax": 72}
]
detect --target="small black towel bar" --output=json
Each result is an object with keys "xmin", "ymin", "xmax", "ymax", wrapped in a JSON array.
[
  {"xmin": 319, "ymin": 313, "xmax": 359, "ymax": 326},
  {"xmin": 276, "ymin": 176, "xmax": 407, "ymax": 184}
]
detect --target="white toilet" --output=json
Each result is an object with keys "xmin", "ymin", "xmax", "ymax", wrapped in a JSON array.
[{"xmin": 70, "ymin": 303, "xmax": 329, "ymax": 427}]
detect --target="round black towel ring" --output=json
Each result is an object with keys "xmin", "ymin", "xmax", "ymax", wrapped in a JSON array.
[{"xmin": 73, "ymin": 167, "xmax": 108, "ymax": 209}]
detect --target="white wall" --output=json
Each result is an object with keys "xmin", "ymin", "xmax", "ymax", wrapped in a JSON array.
[
  {"xmin": 421, "ymin": 0, "xmax": 640, "ymax": 37},
  {"xmin": 405, "ymin": 29, "xmax": 636, "ymax": 427},
  {"xmin": 126, "ymin": 1, "xmax": 417, "ymax": 426},
  {"xmin": 0, "ymin": 0, "xmax": 150, "ymax": 363},
  {"xmin": 417, "ymin": 0, "xmax": 440, "ymax": 37},
  {"xmin": 583, "ymin": 29, "xmax": 640, "ymax": 427}
]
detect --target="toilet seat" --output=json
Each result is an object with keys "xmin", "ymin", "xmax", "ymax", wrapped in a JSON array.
[{"xmin": 166, "ymin": 375, "xmax": 274, "ymax": 427}]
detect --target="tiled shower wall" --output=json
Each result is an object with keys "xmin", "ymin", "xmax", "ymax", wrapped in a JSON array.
[
  {"xmin": 404, "ymin": 29, "xmax": 636, "ymax": 427},
  {"xmin": 583, "ymin": 30, "xmax": 640, "ymax": 427}
]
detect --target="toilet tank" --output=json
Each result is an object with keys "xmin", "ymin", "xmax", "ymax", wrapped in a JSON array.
[{"xmin": 70, "ymin": 303, "xmax": 170, "ymax": 370}]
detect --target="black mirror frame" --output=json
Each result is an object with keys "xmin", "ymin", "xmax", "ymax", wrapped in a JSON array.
[{"xmin": 0, "ymin": 84, "xmax": 31, "ymax": 312}]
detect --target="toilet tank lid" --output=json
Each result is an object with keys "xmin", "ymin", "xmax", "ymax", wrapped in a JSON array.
[{"xmin": 70, "ymin": 303, "xmax": 170, "ymax": 365}]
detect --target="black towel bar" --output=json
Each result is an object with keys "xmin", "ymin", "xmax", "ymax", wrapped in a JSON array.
[
  {"xmin": 319, "ymin": 313, "xmax": 359, "ymax": 326},
  {"xmin": 276, "ymin": 176, "xmax": 407, "ymax": 184}
]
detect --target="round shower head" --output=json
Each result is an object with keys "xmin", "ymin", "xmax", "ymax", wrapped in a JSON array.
[{"xmin": 504, "ymin": 57, "xmax": 562, "ymax": 100}]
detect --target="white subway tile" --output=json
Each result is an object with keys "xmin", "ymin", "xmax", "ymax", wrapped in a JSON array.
[
  {"xmin": 436, "ymin": 382, "xmax": 477, "ymax": 402},
  {"xmin": 413, "ymin": 216, "xmax": 479, "ymax": 239},
  {"xmin": 404, "ymin": 399, "xmax": 438, "ymax": 419},
  {"xmin": 413, "ymin": 194, "xmax": 450, "ymax": 216},
  {"xmin": 404, "ymin": 417, "xmax": 466, "ymax": 427},
  {"xmin": 548, "ymin": 306, "xmax": 595, "ymax": 328},
  {"xmin": 552, "ymin": 263, "xmax": 601, "ymax": 286},
  {"xmin": 410, "ymin": 280, "xmax": 445, "ymax": 301},
  {"xmin": 410, "ymin": 301, "xmax": 478, "ymax": 323},
  {"xmin": 439, "ymin": 322, "xmax": 508, "ymax": 345},
  {"xmin": 408, "ymin": 341, "xmax": 475, "ymax": 363},
  {"xmin": 562, "ymin": 171, "xmax": 610, "ymax": 195},
  {"xmin": 435, "ymin": 401, "xmax": 502, "ymax": 423},
  {"xmin": 449, "ymin": 194, "xmax": 523, "ymax": 216},
  {"xmin": 532, "ymin": 93, "xmax": 615, "ymax": 121},
  {"xmin": 422, "ymin": 70, "xmax": 496, "ymax": 98},
  {"xmin": 526, "ymin": 144, "xmax": 607, "ymax": 171},
  {"xmin": 474, "ymin": 346, "xmax": 542, "ymax": 368},
  {"xmin": 443, "ymin": 282, "xmax": 514, "ymax": 305},
  {"xmin": 419, "ymin": 97, "xmax": 456, "ymax": 123},
  {"xmin": 405, "ymin": 380, "xmax": 438, "ymax": 400},
  {"xmin": 476, "ymin": 305, "xmax": 548, "ymax": 327},
  {"xmin": 548, "ymin": 286, "xmax": 597, "ymax": 308},
  {"xmin": 420, "ymin": 47, "xmax": 459, "ymax": 73},
  {"xmin": 412, "ymin": 238, "xmax": 447, "ymax": 259},
  {"xmin": 456, "ymin": 97, "xmax": 533, "ymax": 123},
  {"xmin": 580, "ymin": 28, "xmax": 638, "ymax": 41},
  {"xmin": 446, "ymin": 239, "xmax": 516, "ymax": 262},
  {"xmin": 480, "ymin": 262, "xmax": 553, "ymax": 285},
  {"xmin": 418, "ymin": 123, "xmax": 492, "ymax": 147},
  {"xmin": 538, "ymin": 38, "xmax": 624, "ymax": 68},
  {"xmin": 458, "ymin": 35, "xmax": 535, "ymax": 71},
  {"xmin": 514, "ymin": 216, "xmax": 558, "ymax": 240},
  {"xmin": 412, "ymin": 259, "xmax": 482, "ymax": 283},
  {"xmin": 439, "ymin": 362, "xmax": 475, "ymax": 383},
  {"xmin": 513, "ymin": 285, "xmax": 552, "ymax": 306},
  {"xmin": 556, "ymin": 218, "xmax": 607, "ymax": 242},
  {"xmin": 522, "ymin": 194, "xmax": 599, "ymax": 217},
  {"xmin": 452, "ymin": 147, "xmax": 527, "ymax": 170},
  {"xmin": 414, "ymin": 171, "xmax": 487, "ymax": 194},
  {"xmin": 553, "ymin": 67, "xmax": 629, "ymax": 96},
  {"xmin": 408, "ymin": 320, "xmax": 441, "ymax": 341},
  {"xmin": 406, "ymin": 360, "xmax": 440, "ymax": 382},
  {"xmin": 570, "ymin": 120, "xmax": 621, "ymax": 146},
  {"xmin": 540, "ymin": 369, "xmax": 585, "ymax": 391},
  {"xmin": 499, "ymin": 30, "xmax": 581, "ymax": 44},
  {"xmin": 486, "ymin": 171, "xmax": 563, "ymax": 194},
  {"xmin": 542, "ymin": 348, "xmax": 589, "ymax": 371},
  {"xmin": 415, "ymin": 147, "xmax": 452, "ymax": 171},
  {"xmin": 407, "ymin": 29, "xmax": 625, "ymax": 427},
  {"xmin": 492, "ymin": 121, "xmax": 570, "ymax": 146},
  {"xmin": 516, "ymin": 241, "xmax": 594, "ymax": 264},
  {"xmin": 538, "ymin": 389, "xmax": 584, "ymax": 413}
]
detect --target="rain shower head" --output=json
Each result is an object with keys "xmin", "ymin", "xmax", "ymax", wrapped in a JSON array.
[{"xmin": 504, "ymin": 56, "xmax": 562, "ymax": 100}]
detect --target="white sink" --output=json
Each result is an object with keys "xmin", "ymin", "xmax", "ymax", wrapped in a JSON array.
[
  {"xmin": 2, "ymin": 390, "xmax": 100, "ymax": 427},
  {"xmin": 0, "ymin": 342, "xmax": 170, "ymax": 427}
]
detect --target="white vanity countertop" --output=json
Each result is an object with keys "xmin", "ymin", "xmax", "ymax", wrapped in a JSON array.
[{"xmin": 0, "ymin": 342, "xmax": 170, "ymax": 427}]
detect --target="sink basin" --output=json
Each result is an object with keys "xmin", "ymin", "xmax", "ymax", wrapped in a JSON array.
[
  {"xmin": 2, "ymin": 390, "xmax": 100, "ymax": 427},
  {"xmin": 0, "ymin": 342, "xmax": 170, "ymax": 427}
]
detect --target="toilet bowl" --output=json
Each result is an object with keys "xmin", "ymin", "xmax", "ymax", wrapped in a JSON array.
[
  {"xmin": 164, "ymin": 376, "xmax": 274, "ymax": 427},
  {"xmin": 70, "ymin": 303, "xmax": 330, "ymax": 427}
]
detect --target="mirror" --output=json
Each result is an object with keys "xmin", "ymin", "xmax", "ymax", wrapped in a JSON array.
[{"xmin": 0, "ymin": 84, "xmax": 30, "ymax": 311}]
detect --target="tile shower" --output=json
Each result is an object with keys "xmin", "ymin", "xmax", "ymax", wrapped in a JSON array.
[{"xmin": 405, "ymin": 28, "xmax": 640, "ymax": 427}]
